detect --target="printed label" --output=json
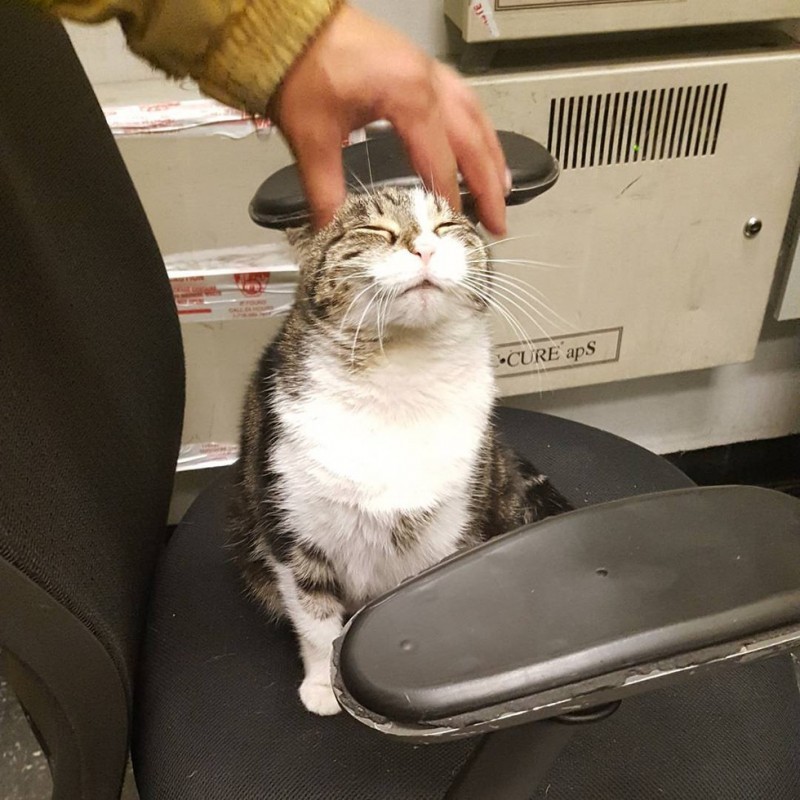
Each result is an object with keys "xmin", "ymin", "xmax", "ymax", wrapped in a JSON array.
[
  {"xmin": 494, "ymin": 327, "xmax": 623, "ymax": 377},
  {"xmin": 169, "ymin": 273, "xmax": 296, "ymax": 322},
  {"xmin": 177, "ymin": 443, "xmax": 239, "ymax": 472},
  {"xmin": 471, "ymin": 1, "xmax": 501, "ymax": 36},
  {"xmin": 166, "ymin": 244, "xmax": 298, "ymax": 323}
]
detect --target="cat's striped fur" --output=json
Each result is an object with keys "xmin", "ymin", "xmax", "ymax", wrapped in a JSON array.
[{"xmin": 227, "ymin": 188, "xmax": 571, "ymax": 715}]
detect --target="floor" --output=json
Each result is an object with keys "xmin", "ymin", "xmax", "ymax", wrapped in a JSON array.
[
  {"xmin": 0, "ymin": 672, "xmax": 50, "ymax": 800},
  {"xmin": 0, "ymin": 670, "xmax": 139, "ymax": 799},
  {"xmin": 2, "ymin": 434, "xmax": 798, "ymax": 799}
]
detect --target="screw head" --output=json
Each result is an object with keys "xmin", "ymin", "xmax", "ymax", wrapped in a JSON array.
[{"xmin": 744, "ymin": 217, "xmax": 763, "ymax": 238}]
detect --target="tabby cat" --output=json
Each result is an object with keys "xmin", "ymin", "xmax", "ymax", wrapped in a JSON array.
[{"xmin": 227, "ymin": 188, "xmax": 571, "ymax": 715}]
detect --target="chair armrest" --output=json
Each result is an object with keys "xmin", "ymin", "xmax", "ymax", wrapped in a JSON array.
[
  {"xmin": 249, "ymin": 130, "xmax": 559, "ymax": 229},
  {"xmin": 333, "ymin": 486, "xmax": 800, "ymax": 741}
]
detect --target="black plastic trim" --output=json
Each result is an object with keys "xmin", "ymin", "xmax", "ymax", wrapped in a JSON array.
[
  {"xmin": 249, "ymin": 130, "xmax": 559, "ymax": 229},
  {"xmin": 336, "ymin": 486, "xmax": 800, "ymax": 726}
]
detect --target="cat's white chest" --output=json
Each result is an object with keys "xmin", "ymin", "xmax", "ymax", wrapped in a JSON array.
[
  {"xmin": 271, "ymin": 330, "xmax": 494, "ymax": 601},
  {"xmin": 277, "ymin": 400, "xmax": 482, "ymax": 512},
  {"xmin": 275, "ymin": 333, "xmax": 494, "ymax": 514}
]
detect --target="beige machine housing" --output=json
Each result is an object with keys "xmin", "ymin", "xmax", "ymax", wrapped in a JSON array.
[{"xmin": 445, "ymin": 0, "xmax": 800, "ymax": 43}]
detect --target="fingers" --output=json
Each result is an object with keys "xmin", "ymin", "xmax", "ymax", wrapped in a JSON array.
[
  {"xmin": 436, "ymin": 66, "xmax": 508, "ymax": 235},
  {"xmin": 451, "ymin": 111, "xmax": 508, "ymax": 236},
  {"xmin": 392, "ymin": 108, "xmax": 461, "ymax": 212},
  {"xmin": 280, "ymin": 40, "xmax": 505, "ymax": 234},
  {"xmin": 289, "ymin": 124, "xmax": 347, "ymax": 230}
]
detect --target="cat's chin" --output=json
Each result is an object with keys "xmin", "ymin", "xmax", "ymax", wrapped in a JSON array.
[{"xmin": 387, "ymin": 290, "xmax": 466, "ymax": 329}]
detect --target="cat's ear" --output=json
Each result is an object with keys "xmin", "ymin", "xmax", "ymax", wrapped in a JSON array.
[{"xmin": 285, "ymin": 225, "xmax": 313, "ymax": 254}]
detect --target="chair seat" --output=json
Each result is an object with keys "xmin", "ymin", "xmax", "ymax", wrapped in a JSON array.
[{"xmin": 132, "ymin": 409, "xmax": 800, "ymax": 799}]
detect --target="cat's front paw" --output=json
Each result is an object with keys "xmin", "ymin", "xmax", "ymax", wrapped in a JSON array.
[{"xmin": 299, "ymin": 678, "xmax": 341, "ymax": 716}]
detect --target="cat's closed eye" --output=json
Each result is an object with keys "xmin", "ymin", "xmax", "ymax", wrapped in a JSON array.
[
  {"xmin": 434, "ymin": 221, "xmax": 466, "ymax": 235},
  {"xmin": 355, "ymin": 225, "xmax": 398, "ymax": 244}
]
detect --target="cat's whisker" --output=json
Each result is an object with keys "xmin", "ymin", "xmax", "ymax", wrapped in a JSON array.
[
  {"xmin": 371, "ymin": 288, "xmax": 383, "ymax": 355},
  {"xmin": 466, "ymin": 257, "xmax": 571, "ymax": 271},
  {"xmin": 462, "ymin": 275, "xmax": 554, "ymax": 377},
  {"xmin": 494, "ymin": 273, "xmax": 577, "ymax": 331},
  {"xmin": 329, "ymin": 268, "xmax": 374, "ymax": 285},
  {"xmin": 425, "ymin": 162, "xmax": 437, "ymax": 202},
  {"xmin": 463, "ymin": 234, "xmax": 542, "ymax": 255},
  {"xmin": 350, "ymin": 287, "xmax": 381, "ymax": 366},
  {"xmin": 460, "ymin": 281, "xmax": 534, "ymax": 355},
  {"xmin": 366, "ymin": 139, "xmax": 375, "ymax": 195},
  {"xmin": 375, "ymin": 288, "xmax": 393, "ymax": 356},
  {"xmin": 475, "ymin": 279, "xmax": 561, "ymax": 353},
  {"xmin": 332, "ymin": 274, "xmax": 372, "ymax": 286},
  {"xmin": 494, "ymin": 286, "xmax": 559, "ymax": 346},
  {"xmin": 479, "ymin": 270, "xmax": 560, "ymax": 309},
  {"xmin": 486, "ymin": 257, "xmax": 573, "ymax": 271},
  {"xmin": 463, "ymin": 284, "xmax": 546, "ymax": 393},
  {"xmin": 477, "ymin": 272, "xmax": 577, "ymax": 332},
  {"xmin": 479, "ymin": 292, "xmax": 547, "ymax": 394},
  {"xmin": 383, "ymin": 287, "xmax": 401, "ymax": 348},
  {"xmin": 340, "ymin": 283, "xmax": 379, "ymax": 333},
  {"xmin": 482, "ymin": 282, "xmax": 567, "ymax": 335},
  {"xmin": 347, "ymin": 166, "xmax": 374, "ymax": 201}
]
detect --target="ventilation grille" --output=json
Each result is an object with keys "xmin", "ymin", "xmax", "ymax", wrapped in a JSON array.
[{"xmin": 547, "ymin": 84, "xmax": 728, "ymax": 170}]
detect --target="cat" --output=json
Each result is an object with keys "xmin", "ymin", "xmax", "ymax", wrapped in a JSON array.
[{"xmin": 226, "ymin": 187, "xmax": 571, "ymax": 716}]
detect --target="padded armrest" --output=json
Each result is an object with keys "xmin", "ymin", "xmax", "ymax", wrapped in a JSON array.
[
  {"xmin": 333, "ymin": 486, "xmax": 800, "ymax": 740},
  {"xmin": 249, "ymin": 130, "xmax": 559, "ymax": 229}
]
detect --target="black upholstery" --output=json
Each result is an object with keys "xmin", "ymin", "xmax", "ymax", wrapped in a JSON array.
[
  {"xmin": 132, "ymin": 410, "xmax": 800, "ymax": 799},
  {"xmin": 0, "ymin": 2, "xmax": 184, "ymax": 698},
  {"xmin": 531, "ymin": 654, "xmax": 800, "ymax": 799},
  {"xmin": 0, "ymin": 4, "xmax": 183, "ymax": 796}
]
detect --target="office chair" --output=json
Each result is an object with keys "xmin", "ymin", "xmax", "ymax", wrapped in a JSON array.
[{"xmin": 2, "ymin": 4, "xmax": 800, "ymax": 798}]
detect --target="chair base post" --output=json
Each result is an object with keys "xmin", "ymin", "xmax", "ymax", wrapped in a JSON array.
[
  {"xmin": 445, "ymin": 702, "xmax": 621, "ymax": 800},
  {"xmin": 445, "ymin": 719, "xmax": 574, "ymax": 800}
]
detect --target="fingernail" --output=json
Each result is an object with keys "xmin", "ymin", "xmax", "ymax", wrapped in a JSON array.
[{"xmin": 504, "ymin": 168, "xmax": 512, "ymax": 195}]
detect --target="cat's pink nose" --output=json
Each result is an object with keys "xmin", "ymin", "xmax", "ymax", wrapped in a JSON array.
[{"xmin": 413, "ymin": 243, "xmax": 435, "ymax": 265}]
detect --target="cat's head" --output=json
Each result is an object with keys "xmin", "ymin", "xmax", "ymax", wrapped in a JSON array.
[{"xmin": 288, "ymin": 188, "xmax": 489, "ymax": 333}]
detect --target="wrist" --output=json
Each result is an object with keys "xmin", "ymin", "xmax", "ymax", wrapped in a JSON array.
[{"xmin": 196, "ymin": 0, "xmax": 344, "ymax": 115}]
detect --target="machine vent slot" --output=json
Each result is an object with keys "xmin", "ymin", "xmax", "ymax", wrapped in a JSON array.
[{"xmin": 547, "ymin": 84, "xmax": 727, "ymax": 169}]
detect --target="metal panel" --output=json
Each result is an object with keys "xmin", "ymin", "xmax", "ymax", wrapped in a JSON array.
[
  {"xmin": 446, "ymin": 0, "xmax": 800, "ymax": 42},
  {"xmin": 776, "ymin": 217, "xmax": 800, "ymax": 320},
  {"xmin": 467, "ymin": 46, "xmax": 800, "ymax": 396}
]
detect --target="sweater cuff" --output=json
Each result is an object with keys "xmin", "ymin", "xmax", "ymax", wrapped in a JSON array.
[{"xmin": 195, "ymin": 0, "xmax": 343, "ymax": 115}]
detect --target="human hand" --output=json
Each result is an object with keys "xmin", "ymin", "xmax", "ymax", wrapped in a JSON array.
[{"xmin": 269, "ymin": 4, "xmax": 509, "ymax": 234}]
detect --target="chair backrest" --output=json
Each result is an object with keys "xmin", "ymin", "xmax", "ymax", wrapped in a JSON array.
[{"xmin": 0, "ymin": 4, "xmax": 184, "ymax": 796}]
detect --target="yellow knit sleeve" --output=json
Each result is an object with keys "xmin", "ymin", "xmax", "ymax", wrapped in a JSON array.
[{"xmin": 30, "ymin": 0, "xmax": 343, "ymax": 115}]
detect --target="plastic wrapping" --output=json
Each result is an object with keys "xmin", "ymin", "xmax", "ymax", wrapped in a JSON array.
[
  {"xmin": 104, "ymin": 98, "xmax": 272, "ymax": 139},
  {"xmin": 176, "ymin": 442, "xmax": 239, "ymax": 472},
  {"xmin": 165, "ymin": 243, "xmax": 298, "ymax": 322}
]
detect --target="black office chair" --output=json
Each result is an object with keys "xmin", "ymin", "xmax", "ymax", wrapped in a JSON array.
[{"xmin": 2, "ymin": 5, "xmax": 800, "ymax": 799}]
